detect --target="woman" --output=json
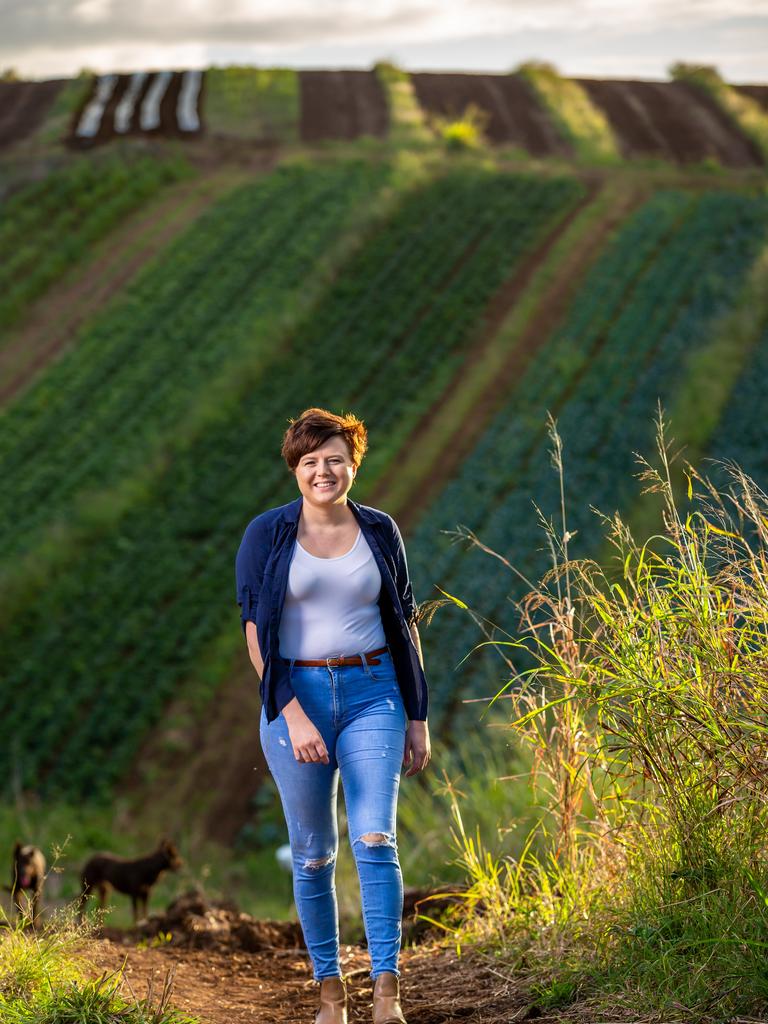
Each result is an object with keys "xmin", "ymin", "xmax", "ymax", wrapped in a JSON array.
[{"xmin": 235, "ymin": 407, "xmax": 431, "ymax": 1024}]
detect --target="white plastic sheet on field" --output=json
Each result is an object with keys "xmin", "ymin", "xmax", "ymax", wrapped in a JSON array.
[
  {"xmin": 140, "ymin": 70, "xmax": 172, "ymax": 131},
  {"xmin": 114, "ymin": 71, "xmax": 148, "ymax": 133},
  {"xmin": 75, "ymin": 74, "xmax": 118, "ymax": 137},
  {"xmin": 177, "ymin": 70, "xmax": 202, "ymax": 132}
]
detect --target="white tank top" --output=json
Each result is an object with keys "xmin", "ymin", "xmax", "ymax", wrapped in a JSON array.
[{"xmin": 278, "ymin": 528, "xmax": 387, "ymax": 659}]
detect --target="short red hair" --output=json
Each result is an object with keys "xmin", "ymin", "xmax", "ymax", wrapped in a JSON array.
[{"xmin": 281, "ymin": 407, "xmax": 368, "ymax": 472}]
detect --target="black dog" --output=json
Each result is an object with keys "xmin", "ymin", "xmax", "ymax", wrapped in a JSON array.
[
  {"xmin": 77, "ymin": 838, "xmax": 183, "ymax": 924},
  {"xmin": 5, "ymin": 841, "xmax": 46, "ymax": 927}
]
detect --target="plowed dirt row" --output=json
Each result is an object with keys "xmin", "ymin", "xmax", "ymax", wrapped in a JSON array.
[
  {"xmin": 0, "ymin": 167, "xmax": 258, "ymax": 406},
  {"xmin": 734, "ymin": 84, "xmax": 768, "ymax": 111},
  {"xmin": 410, "ymin": 72, "xmax": 570, "ymax": 155},
  {"xmin": 0, "ymin": 79, "xmax": 64, "ymax": 148},
  {"xmin": 576, "ymin": 78, "xmax": 763, "ymax": 167},
  {"xmin": 298, "ymin": 71, "xmax": 389, "ymax": 141}
]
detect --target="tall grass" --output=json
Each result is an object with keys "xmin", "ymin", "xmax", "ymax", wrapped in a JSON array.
[
  {"xmin": 0, "ymin": 901, "xmax": 198, "ymax": 1023},
  {"xmin": 423, "ymin": 409, "xmax": 768, "ymax": 1019}
]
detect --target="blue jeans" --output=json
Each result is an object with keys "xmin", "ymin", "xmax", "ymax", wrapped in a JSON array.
[{"xmin": 259, "ymin": 646, "xmax": 408, "ymax": 981}]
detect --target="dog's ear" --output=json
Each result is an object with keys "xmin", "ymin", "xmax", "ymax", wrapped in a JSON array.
[{"xmin": 13, "ymin": 840, "xmax": 21, "ymax": 855}]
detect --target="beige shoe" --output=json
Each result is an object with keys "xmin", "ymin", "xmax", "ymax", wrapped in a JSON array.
[
  {"xmin": 314, "ymin": 975, "xmax": 347, "ymax": 1024},
  {"xmin": 372, "ymin": 972, "xmax": 406, "ymax": 1024}
]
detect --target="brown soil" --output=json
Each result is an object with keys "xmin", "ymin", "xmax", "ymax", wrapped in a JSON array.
[
  {"xmin": 298, "ymin": 70, "xmax": 389, "ymax": 141},
  {"xmin": 409, "ymin": 72, "xmax": 571, "ymax": 155},
  {"xmin": 0, "ymin": 168, "xmax": 255, "ymax": 406},
  {"xmin": 85, "ymin": 937, "xmax": 527, "ymax": 1023},
  {"xmin": 735, "ymin": 84, "xmax": 768, "ymax": 111},
  {"xmin": 370, "ymin": 180, "xmax": 646, "ymax": 534},
  {"xmin": 0, "ymin": 79, "xmax": 65, "ymax": 149},
  {"xmin": 80, "ymin": 890, "xmax": 526, "ymax": 1023},
  {"xmin": 576, "ymin": 78, "xmax": 763, "ymax": 167},
  {"xmin": 69, "ymin": 72, "xmax": 204, "ymax": 148}
]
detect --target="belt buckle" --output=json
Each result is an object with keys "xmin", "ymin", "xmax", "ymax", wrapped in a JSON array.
[{"xmin": 326, "ymin": 655, "xmax": 342, "ymax": 667}]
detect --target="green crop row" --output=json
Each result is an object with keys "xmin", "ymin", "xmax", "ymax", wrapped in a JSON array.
[
  {"xmin": 0, "ymin": 160, "xmax": 389, "ymax": 561},
  {"xmin": 0, "ymin": 154, "xmax": 190, "ymax": 333},
  {"xmin": 0, "ymin": 167, "xmax": 584, "ymax": 802},
  {"xmin": 408, "ymin": 189, "xmax": 768, "ymax": 729},
  {"xmin": 705, "ymin": 322, "xmax": 768, "ymax": 488}
]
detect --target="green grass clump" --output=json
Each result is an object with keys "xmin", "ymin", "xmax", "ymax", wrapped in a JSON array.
[
  {"xmin": 397, "ymin": 726, "xmax": 545, "ymax": 888},
  {"xmin": 517, "ymin": 60, "xmax": 621, "ymax": 163},
  {"xmin": 670, "ymin": 61, "xmax": 768, "ymax": 164},
  {"xmin": 0, "ymin": 904, "xmax": 199, "ymax": 1022},
  {"xmin": 435, "ymin": 103, "xmax": 488, "ymax": 151}
]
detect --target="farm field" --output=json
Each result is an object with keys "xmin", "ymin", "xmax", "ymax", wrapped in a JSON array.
[
  {"xmin": 705, "ymin": 321, "xmax": 768, "ymax": 487},
  {"xmin": 0, "ymin": 153, "xmax": 189, "ymax": 334},
  {"xmin": 0, "ymin": 134, "xmax": 766, "ymax": 802},
  {"xmin": 407, "ymin": 187, "xmax": 768, "ymax": 731},
  {"xmin": 1, "ymin": 64, "xmax": 766, "ymax": 169},
  {"xmin": 0, "ymin": 161, "xmax": 583, "ymax": 802},
  {"xmin": 0, "ymin": 160, "xmax": 386, "ymax": 561},
  {"xmin": 0, "ymin": 165, "xmax": 256, "ymax": 404},
  {"xmin": 2, "ymin": 62, "xmax": 768, "ymax": 1021}
]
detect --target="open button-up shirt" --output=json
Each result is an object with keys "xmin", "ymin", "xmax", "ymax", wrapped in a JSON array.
[{"xmin": 235, "ymin": 495, "xmax": 429, "ymax": 724}]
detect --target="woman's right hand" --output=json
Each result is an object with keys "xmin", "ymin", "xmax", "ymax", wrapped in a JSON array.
[{"xmin": 282, "ymin": 698, "xmax": 329, "ymax": 764}]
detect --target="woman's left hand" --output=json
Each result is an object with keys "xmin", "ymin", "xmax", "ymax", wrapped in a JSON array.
[{"xmin": 403, "ymin": 720, "xmax": 431, "ymax": 777}]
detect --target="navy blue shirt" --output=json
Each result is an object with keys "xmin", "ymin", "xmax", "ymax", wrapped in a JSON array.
[{"xmin": 235, "ymin": 495, "xmax": 429, "ymax": 724}]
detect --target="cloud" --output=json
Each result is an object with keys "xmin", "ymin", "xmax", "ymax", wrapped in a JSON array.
[
  {"xmin": 1, "ymin": 0, "xmax": 765, "ymax": 80},
  {"xmin": 3, "ymin": 0, "xmax": 436, "ymax": 50}
]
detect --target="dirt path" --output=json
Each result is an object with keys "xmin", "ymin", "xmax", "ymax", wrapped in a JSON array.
[
  {"xmin": 0, "ymin": 167, "xmax": 256, "ymax": 406},
  {"xmin": 85, "ymin": 934, "xmax": 522, "ymax": 1023},
  {"xmin": 67, "ymin": 891, "xmax": 521, "ymax": 1023}
]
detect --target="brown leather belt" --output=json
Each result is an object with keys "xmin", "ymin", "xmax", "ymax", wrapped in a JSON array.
[{"xmin": 292, "ymin": 645, "xmax": 389, "ymax": 668}]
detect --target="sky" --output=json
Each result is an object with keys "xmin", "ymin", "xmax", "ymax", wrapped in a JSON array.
[{"xmin": 1, "ymin": 0, "xmax": 766, "ymax": 83}]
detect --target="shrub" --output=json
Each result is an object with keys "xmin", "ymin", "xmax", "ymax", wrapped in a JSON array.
[{"xmin": 436, "ymin": 103, "xmax": 488, "ymax": 151}]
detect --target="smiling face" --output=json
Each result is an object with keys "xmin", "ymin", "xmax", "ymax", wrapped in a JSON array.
[{"xmin": 294, "ymin": 435, "xmax": 357, "ymax": 508}]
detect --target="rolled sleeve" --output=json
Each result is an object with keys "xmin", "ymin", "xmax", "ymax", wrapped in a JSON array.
[
  {"xmin": 389, "ymin": 515, "xmax": 418, "ymax": 628},
  {"xmin": 235, "ymin": 518, "xmax": 268, "ymax": 635}
]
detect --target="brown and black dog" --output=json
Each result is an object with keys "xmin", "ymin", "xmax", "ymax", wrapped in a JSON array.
[
  {"xmin": 5, "ymin": 841, "xmax": 46, "ymax": 927},
  {"xmin": 77, "ymin": 838, "xmax": 183, "ymax": 924}
]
